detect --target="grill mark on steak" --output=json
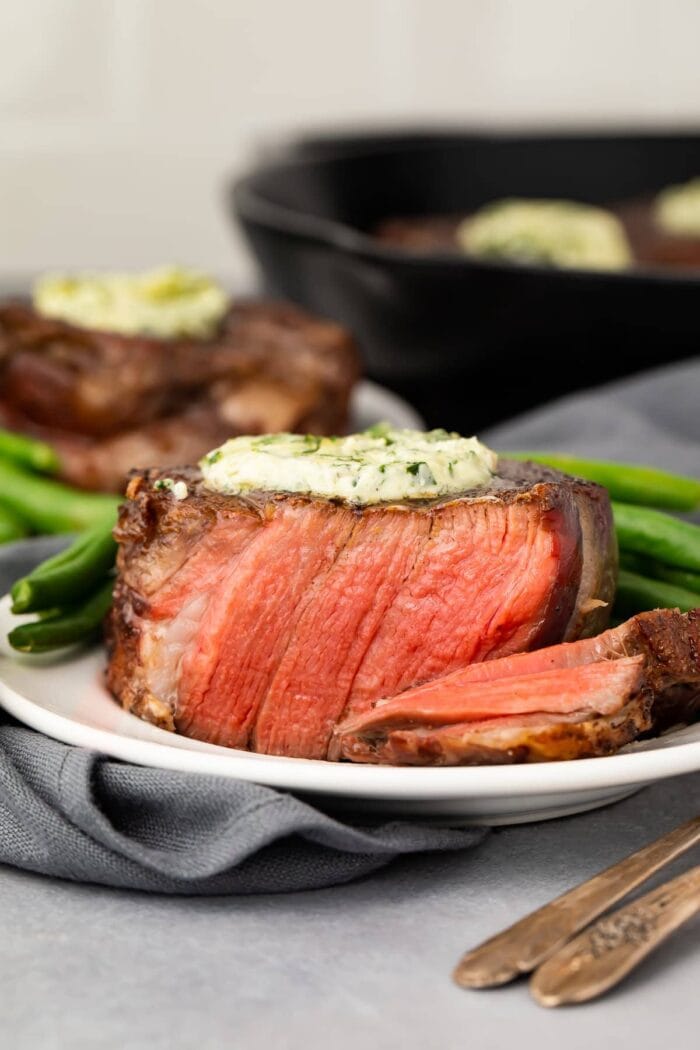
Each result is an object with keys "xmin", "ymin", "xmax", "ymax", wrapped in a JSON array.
[{"xmin": 107, "ymin": 461, "xmax": 617, "ymax": 760}]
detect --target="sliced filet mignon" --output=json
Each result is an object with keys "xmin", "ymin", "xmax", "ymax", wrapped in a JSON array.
[
  {"xmin": 0, "ymin": 300, "xmax": 359, "ymax": 492},
  {"xmin": 106, "ymin": 459, "xmax": 616, "ymax": 761},
  {"xmin": 336, "ymin": 609, "xmax": 700, "ymax": 764},
  {"xmin": 359, "ymin": 702, "xmax": 654, "ymax": 766}
]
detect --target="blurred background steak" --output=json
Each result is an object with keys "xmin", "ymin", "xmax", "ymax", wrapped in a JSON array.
[
  {"xmin": 0, "ymin": 300, "xmax": 360, "ymax": 492},
  {"xmin": 106, "ymin": 460, "xmax": 616, "ymax": 762}
]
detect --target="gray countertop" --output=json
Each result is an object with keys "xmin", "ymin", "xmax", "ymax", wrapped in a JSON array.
[{"xmin": 4, "ymin": 771, "xmax": 698, "ymax": 1050}]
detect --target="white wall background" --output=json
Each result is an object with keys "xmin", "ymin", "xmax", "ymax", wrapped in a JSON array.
[{"xmin": 1, "ymin": 0, "xmax": 699, "ymax": 288}]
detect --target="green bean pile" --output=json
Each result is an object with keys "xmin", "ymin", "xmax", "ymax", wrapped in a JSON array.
[
  {"xmin": 8, "ymin": 521, "xmax": 117, "ymax": 653},
  {"xmin": 509, "ymin": 452, "xmax": 700, "ymax": 619},
  {"xmin": 0, "ymin": 429, "xmax": 120, "ymax": 538},
  {"xmin": 0, "ymin": 428, "xmax": 120, "ymax": 652},
  {"xmin": 506, "ymin": 451, "xmax": 700, "ymax": 511}
]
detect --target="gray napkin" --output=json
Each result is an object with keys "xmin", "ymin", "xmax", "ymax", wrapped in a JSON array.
[
  {"xmin": 485, "ymin": 356, "xmax": 700, "ymax": 475},
  {"xmin": 0, "ymin": 539, "xmax": 485, "ymax": 895}
]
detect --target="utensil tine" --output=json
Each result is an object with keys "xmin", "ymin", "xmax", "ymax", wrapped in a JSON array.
[
  {"xmin": 530, "ymin": 864, "xmax": 700, "ymax": 1007},
  {"xmin": 453, "ymin": 814, "xmax": 700, "ymax": 989}
]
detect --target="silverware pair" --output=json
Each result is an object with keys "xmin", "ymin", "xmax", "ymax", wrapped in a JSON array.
[{"xmin": 454, "ymin": 814, "xmax": 700, "ymax": 1006}]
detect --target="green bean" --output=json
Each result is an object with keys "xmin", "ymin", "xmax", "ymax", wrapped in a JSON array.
[
  {"xmin": 11, "ymin": 522, "xmax": 117, "ymax": 614},
  {"xmin": 0, "ymin": 428, "xmax": 61, "ymax": 475},
  {"xmin": 505, "ymin": 451, "xmax": 700, "ymax": 510},
  {"xmin": 8, "ymin": 579, "xmax": 114, "ymax": 653},
  {"xmin": 649, "ymin": 563, "xmax": 700, "ymax": 594},
  {"xmin": 612, "ymin": 502, "xmax": 700, "ymax": 573},
  {"xmin": 618, "ymin": 550, "xmax": 647, "ymax": 574},
  {"xmin": 618, "ymin": 550, "xmax": 700, "ymax": 594},
  {"xmin": 0, "ymin": 459, "xmax": 119, "ymax": 534},
  {"xmin": 0, "ymin": 504, "xmax": 29, "ymax": 544},
  {"xmin": 614, "ymin": 569, "xmax": 700, "ymax": 618}
]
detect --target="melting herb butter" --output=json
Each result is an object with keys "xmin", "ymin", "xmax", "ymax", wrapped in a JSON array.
[
  {"xmin": 33, "ymin": 265, "xmax": 228, "ymax": 339},
  {"xmin": 200, "ymin": 425, "xmax": 498, "ymax": 504},
  {"xmin": 654, "ymin": 178, "xmax": 700, "ymax": 237},
  {"xmin": 457, "ymin": 199, "xmax": 631, "ymax": 271}
]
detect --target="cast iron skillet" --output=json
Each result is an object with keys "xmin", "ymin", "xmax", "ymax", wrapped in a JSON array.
[{"xmin": 231, "ymin": 131, "xmax": 700, "ymax": 431}]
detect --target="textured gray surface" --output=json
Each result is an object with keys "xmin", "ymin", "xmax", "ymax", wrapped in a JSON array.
[
  {"xmin": 2, "ymin": 775, "xmax": 698, "ymax": 1050},
  {"xmin": 3, "ymin": 359, "xmax": 700, "ymax": 1047}
]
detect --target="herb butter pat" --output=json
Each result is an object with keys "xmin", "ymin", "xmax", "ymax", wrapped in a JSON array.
[
  {"xmin": 200, "ymin": 426, "xmax": 498, "ymax": 504},
  {"xmin": 654, "ymin": 178, "xmax": 700, "ymax": 237},
  {"xmin": 33, "ymin": 265, "xmax": 228, "ymax": 339},
  {"xmin": 457, "ymin": 199, "xmax": 631, "ymax": 271}
]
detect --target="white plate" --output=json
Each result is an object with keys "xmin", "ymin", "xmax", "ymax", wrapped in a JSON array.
[
  {"xmin": 1, "ymin": 597, "xmax": 699, "ymax": 825},
  {"xmin": 1, "ymin": 381, "xmax": 699, "ymax": 825}
]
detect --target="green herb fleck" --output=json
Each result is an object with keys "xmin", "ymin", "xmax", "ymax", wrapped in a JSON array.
[{"xmin": 365, "ymin": 422, "xmax": 392, "ymax": 438}]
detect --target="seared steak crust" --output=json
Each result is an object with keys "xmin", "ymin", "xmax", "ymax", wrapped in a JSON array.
[
  {"xmin": 107, "ymin": 460, "xmax": 616, "ymax": 761},
  {"xmin": 0, "ymin": 300, "xmax": 359, "ymax": 491},
  {"xmin": 362, "ymin": 701, "xmax": 653, "ymax": 766}
]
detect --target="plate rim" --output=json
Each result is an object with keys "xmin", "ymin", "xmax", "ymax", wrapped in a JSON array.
[{"xmin": 0, "ymin": 642, "xmax": 699, "ymax": 802}]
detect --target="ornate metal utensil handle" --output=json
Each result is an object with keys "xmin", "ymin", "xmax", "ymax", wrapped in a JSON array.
[
  {"xmin": 530, "ymin": 864, "xmax": 700, "ymax": 1006},
  {"xmin": 454, "ymin": 814, "xmax": 700, "ymax": 989}
]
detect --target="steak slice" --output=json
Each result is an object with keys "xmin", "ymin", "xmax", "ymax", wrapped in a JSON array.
[
  {"xmin": 359, "ymin": 702, "xmax": 653, "ymax": 766},
  {"xmin": 0, "ymin": 300, "xmax": 359, "ymax": 492},
  {"xmin": 336, "ymin": 609, "xmax": 700, "ymax": 764},
  {"xmin": 342, "ymin": 657, "xmax": 645, "ymax": 734},
  {"xmin": 107, "ymin": 460, "xmax": 615, "ymax": 760}
]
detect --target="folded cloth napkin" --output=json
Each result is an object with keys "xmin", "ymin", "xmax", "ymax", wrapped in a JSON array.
[{"xmin": 0, "ymin": 540, "xmax": 485, "ymax": 895}]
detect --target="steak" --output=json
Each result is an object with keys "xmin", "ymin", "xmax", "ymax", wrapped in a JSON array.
[
  {"xmin": 0, "ymin": 300, "xmax": 359, "ymax": 492},
  {"xmin": 616, "ymin": 200, "xmax": 700, "ymax": 271},
  {"xmin": 337, "ymin": 609, "xmax": 700, "ymax": 764},
  {"xmin": 106, "ymin": 459, "xmax": 616, "ymax": 761},
  {"xmin": 374, "ymin": 215, "xmax": 463, "ymax": 253}
]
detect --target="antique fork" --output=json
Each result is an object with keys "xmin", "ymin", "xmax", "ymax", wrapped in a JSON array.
[
  {"xmin": 530, "ymin": 863, "xmax": 700, "ymax": 1006},
  {"xmin": 454, "ymin": 814, "xmax": 700, "ymax": 992}
]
